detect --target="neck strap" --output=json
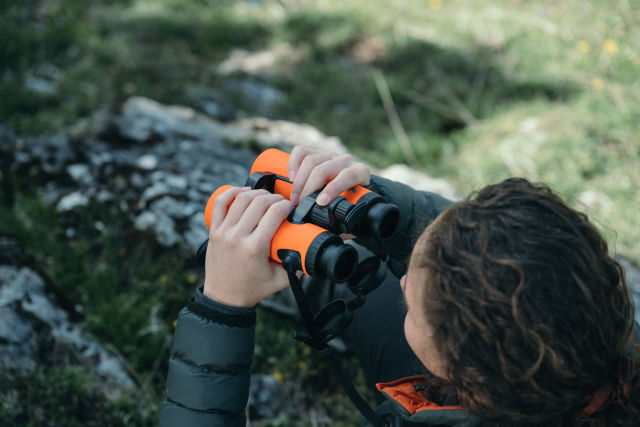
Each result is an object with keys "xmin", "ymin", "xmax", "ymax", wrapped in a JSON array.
[{"xmin": 283, "ymin": 266, "xmax": 381, "ymax": 425}]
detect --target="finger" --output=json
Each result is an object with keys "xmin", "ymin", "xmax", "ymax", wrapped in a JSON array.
[
  {"xmin": 299, "ymin": 154, "xmax": 356, "ymax": 202},
  {"xmin": 288, "ymin": 146, "xmax": 322, "ymax": 181},
  {"xmin": 290, "ymin": 153, "xmax": 335, "ymax": 204},
  {"xmin": 316, "ymin": 164, "xmax": 371, "ymax": 206},
  {"xmin": 263, "ymin": 260, "xmax": 291, "ymax": 295},
  {"xmin": 222, "ymin": 189, "xmax": 271, "ymax": 228},
  {"xmin": 250, "ymin": 199, "xmax": 296, "ymax": 250},
  {"xmin": 210, "ymin": 186, "xmax": 251, "ymax": 231},
  {"xmin": 235, "ymin": 193, "xmax": 287, "ymax": 233}
]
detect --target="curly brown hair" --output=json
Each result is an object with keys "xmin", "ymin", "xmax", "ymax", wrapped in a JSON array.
[{"xmin": 415, "ymin": 178, "xmax": 639, "ymax": 425}]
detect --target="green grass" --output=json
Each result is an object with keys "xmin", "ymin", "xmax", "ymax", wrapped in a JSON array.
[
  {"xmin": 2, "ymin": 0, "xmax": 639, "ymax": 424},
  {"xmin": 0, "ymin": 366, "xmax": 148, "ymax": 426},
  {"xmin": 3, "ymin": 0, "xmax": 637, "ymax": 262}
]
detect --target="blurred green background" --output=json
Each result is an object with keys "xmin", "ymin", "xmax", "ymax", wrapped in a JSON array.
[{"xmin": 1, "ymin": 0, "xmax": 638, "ymax": 425}]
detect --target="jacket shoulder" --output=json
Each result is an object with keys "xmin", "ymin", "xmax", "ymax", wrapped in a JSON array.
[{"xmin": 375, "ymin": 376, "xmax": 482, "ymax": 427}]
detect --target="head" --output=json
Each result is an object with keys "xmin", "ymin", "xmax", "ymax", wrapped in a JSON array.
[{"xmin": 402, "ymin": 178, "xmax": 638, "ymax": 425}]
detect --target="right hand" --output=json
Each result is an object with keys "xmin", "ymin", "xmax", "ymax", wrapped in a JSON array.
[
  {"xmin": 287, "ymin": 146, "xmax": 371, "ymax": 206},
  {"xmin": 203, "ymin": 187, "xmax": 296, "ymax": 308}
]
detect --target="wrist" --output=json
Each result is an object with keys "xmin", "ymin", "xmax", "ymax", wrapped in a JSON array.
[{"xmin": 203, "ymin": 282, "xmax": 256, "ymax": 308}]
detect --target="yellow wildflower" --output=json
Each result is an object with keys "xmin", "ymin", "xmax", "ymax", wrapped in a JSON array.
[
  {"xmin": 172, "ymin": 319, "xmax": 178, "ymax": 328},
  {"xmin": 592, "ymin": 77, "xmax": 604, "ymax": 91},
  {"xmin": 187, "ymin": 273, "xmax": 198, "ymax": 283},
  {"xmin": 273, "ymin": 370, "xmax": 284, "ymax": 384},
  {"xmin": 577, "ymin": 40, "xmax": 590, "ymax": 53},
  {"xmin": 603, "ymin": 39, "xmax": 618, "ymax": 55},
  {"xmin": 429, "ymin": 0, "xmax": 443, "ymax": 10}
]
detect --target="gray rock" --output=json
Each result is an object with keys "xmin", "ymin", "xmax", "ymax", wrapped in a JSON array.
[
  {"xmin": 185, "ymin": 212, "xmax": 209, "ymax": 252},
  {"xmin": 112, "ymin": 97, "xmax": 230, "ymax": 144},
  {"xmin": 111, "ymin": 97, "xmax": 349, "ymax": 157},
  {"xmin": 96, "ymin": 190, "xmax": 114, "ymax": 203},
  {"xmin": 20, "ymin": 134, "xmax": 73, "ymax": 175},
  {"xmin": 88, "ymin": 149, "xmax": 113, "ymax": 167},
  {"xmin": 151, "ymin": 196, "xmax": 196, "ymax": 220},
  {"xmin": 248, "ymin": 374, "xmax": 283, "ymax": 420},
  {"xmin": 186, "ymin": 88, "xmax": 237, "ymax": 122},
  {"xmin": 137, "ymin": 154, "xmax": 158, "ymax": 170},
  {"xmin": 224, "ymin": 79, "xmax": 285, "ymax": 117},
  {"xmin": 154, "ymin": 213, "xmax": 179, "ymax": 247},
  {"xmin": 134, "ymin": 211, "xmax": 179, "ymax": 247},
  {"xmin": 140, "ymin": 182, "xmax": 171, "ymax": 205},
  {"xmin": 164, "ymin": 174, "xmax": 188, "ymax": 191},
  {"xmin": 67, "ymin": 163, "xmax": 92, "ymax": 184},
  {"xmin": 0, "ymin": 265, "xmax": 134, "ymax": 394},
  {"xmin": 24, "ymin": 74, "xmax": 57, "ymax": 95},
  {"xmin": 130, "ymin": 173, "xmax": 147, "ymax": 189},
  {"xmin": 233, "ymin": 117, "xmax": 347, "ymax": 154},
  {"xmin": 134, "ymin": 211, "xmax": 157, "ymax": 230},
  {"xmin": 57, "ymin": 191, "xmax": 89, "ymax": 211},
  {"xmin": 0, "ymin": 306, "xmax": 33, "ymax": 344}
]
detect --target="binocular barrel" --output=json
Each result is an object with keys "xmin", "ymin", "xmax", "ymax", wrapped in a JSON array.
[
  {"xmin": 249, "ymin": 149, "xmax": 400, "ymax": 241},
  {"xmin": 204, "ymin": 185, "xmax": 358, "ymax": 281}
]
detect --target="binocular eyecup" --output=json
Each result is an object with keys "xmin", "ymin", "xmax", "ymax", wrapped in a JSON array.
[
  {"xmin": 316, "ymin": 238, "xmax": 359, "ymax": 282},
  {"xmin": 278, "ymin": 231, "xmax": 358, "ymax": 282},
  {"xmin": 353, "ymin": 193, "xmax": 400, "ymax": 241}
]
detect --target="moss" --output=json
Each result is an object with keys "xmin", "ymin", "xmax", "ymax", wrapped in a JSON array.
[{"xmin": 0, "ymin": 366, "xmax": 150, "ymax": 426}]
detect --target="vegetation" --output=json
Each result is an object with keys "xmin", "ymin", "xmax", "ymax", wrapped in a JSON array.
[{"xmin": 1, "ymin": 0, "xmax": 638, "ymax": 425}]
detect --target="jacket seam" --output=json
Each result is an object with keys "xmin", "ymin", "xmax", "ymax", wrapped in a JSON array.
[
  {"xmin": 164, "ymin": 396, "xmax": 238, "ymax": 416},
  {"xmin": 170, "ymin": 352, "xmax": 248, "ymax": 376}
]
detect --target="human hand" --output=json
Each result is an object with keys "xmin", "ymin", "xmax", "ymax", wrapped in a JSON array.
[
  {"xmin": 287, "ymin": 146, "xmax": 371, "ymax": 207},
  {"xmin": 203, "ymin": 187, "xmax": 296, "ymax": 308}
]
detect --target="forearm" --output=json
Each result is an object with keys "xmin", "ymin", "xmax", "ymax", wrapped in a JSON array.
[{"xmin": 159, "ymin": 286, "xmax": 256, "ymax": 427}]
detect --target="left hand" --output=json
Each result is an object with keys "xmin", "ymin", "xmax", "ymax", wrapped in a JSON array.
[{"xmin": 287, "ymin": 146, "xmax": 371, "ymax": 206}]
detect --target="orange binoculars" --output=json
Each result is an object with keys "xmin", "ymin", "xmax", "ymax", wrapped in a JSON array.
[
  {"xmin": 247, "ymin": 149, "xmax": 400, "ymax": 242},
  {"xmin": 204, "ymin": 185, "xmax": 358, "ymax": 281}
]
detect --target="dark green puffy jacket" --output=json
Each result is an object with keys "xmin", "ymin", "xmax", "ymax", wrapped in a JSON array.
[
  {"xmin": 158, "ymin": 172, "xmax": 640, "ymax": 426},
  {"xmin": 158, "ymin": 175, "xmax": 459, "ymax": 426}
]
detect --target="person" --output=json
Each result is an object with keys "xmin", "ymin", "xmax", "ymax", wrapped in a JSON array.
[{"xmin": 158, "ymin": 146, "xmax": 639, "ymax": 426}]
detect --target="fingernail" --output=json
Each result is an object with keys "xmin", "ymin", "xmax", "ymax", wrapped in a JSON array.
[
  {"xmin": 289, "ymin": 170, "xmax": 296, "ymax": 181},
  {"xmin": 291, "ymin": 192, "xmax": 299, "ymax": 204},
  {"xmin": 316, "ymin": 193, "xmax": 330, "ymax": 205}
]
